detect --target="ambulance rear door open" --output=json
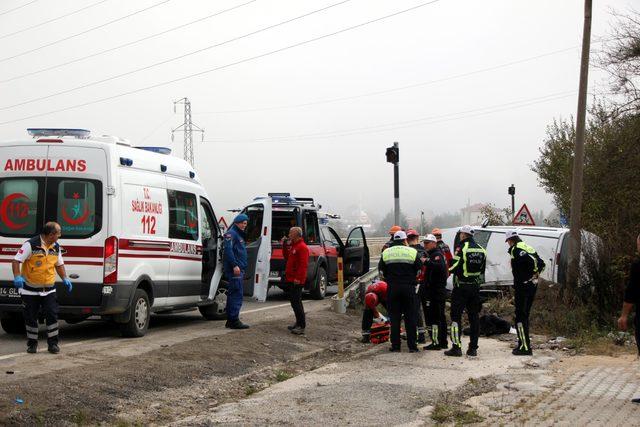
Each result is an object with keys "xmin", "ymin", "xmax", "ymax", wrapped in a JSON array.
[{"xmin": 240, "ymin": 198, "xmax": 272, "ymax": 302}]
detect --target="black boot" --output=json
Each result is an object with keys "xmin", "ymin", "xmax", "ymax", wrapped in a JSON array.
[
  {"xmin": 48, "ymin": 344, "xmax": 60, "ymax": 354},
  {"xmin": 466, "ymin": 347, "xmax": 478, "ymax": 357},
  {"xmin": 361, "ymin": 334, "xmax": 371, "ymax": 344},
  {"xmin": 417, "ymin": 332, "xmax": 426, "ymax": 344},
  {"xmin": 27, "ymin": 342, "xmax": 37, "ymax": 354},
  {"xmin": 423, "ymin": 343, "xmax": 443, "ymax": 351},
  {"xmin": 512, "ymin": 347, "xmax": 532, "ymax": 356},
  {"xmin": 227, "ymin": 320, "xmax": 249, "ymax": 329},
  {"xmin": 288, "ymin": 324, "xmax": 298, "ymax": 331},
  {"xmin": 444, "ymin": 346, "xmax": 462, "ymax": 357}
]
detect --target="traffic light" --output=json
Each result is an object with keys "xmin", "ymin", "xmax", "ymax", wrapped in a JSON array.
[{"xmin": 386, "ymin": 146, "xmax": 399, "ymax": 164}]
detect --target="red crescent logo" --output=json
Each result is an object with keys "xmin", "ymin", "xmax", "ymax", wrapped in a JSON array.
[
  {"xmin": 62, "ymin": 202, "xmax": 90, "ymax": 225},
  {"xmin": 0, "ymin": 193, "xmax": 29, "ymax": 230}
]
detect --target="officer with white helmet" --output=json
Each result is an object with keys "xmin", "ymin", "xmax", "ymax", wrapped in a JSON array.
[
  {"xmin": 445, "ymin": 225, "xmax": 487, "ymax": 357},
  {"xmin": 505, "ymin": 229, "xmax": 546, "ymax": 356},
  {"xmin": 378, "ymin": 230, "xmax": 422, "ymax": 352}
]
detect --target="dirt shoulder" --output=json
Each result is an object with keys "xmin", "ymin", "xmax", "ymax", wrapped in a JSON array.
[{"xmin": 0, "ymin": 302, "xmax": 367, "ymax": 426}]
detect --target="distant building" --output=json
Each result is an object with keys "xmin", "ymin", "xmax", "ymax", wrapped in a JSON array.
[{"xmin": 460, "ymin": 203, "xmax": 486, "ymax": 226}]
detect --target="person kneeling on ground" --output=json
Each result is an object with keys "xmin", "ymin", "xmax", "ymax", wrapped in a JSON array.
[
  {"xmin": 282, "ymin": 227, "xmax": 310, "ymax": 335},
  {"xmin": 361, "ymin": 281, "xmax": 389, "ymax": 343}
]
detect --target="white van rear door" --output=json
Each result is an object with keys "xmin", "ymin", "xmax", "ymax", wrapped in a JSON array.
[{"xmin": 241, "ymin": 198, "xmax": 272, "ymax": 302}]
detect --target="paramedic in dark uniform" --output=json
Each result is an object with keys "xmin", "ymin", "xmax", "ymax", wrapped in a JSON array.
[
  {"xmin": 407, "ymin": 229, "xmax": 426, "ymax": 343},
  {"xmin": 378, "ymin": 230, "xmax": 422, "ymax": 352},
  {"xmin": 11, "ymin": 222, "xmax": 72, "ymax": 354},
  {"xmin": 422, "ymin": 234, "xmax": 449, "ymax": 350},
  {"xmin": 223, "ymin": 213, "xmax": 250, "ymax": 330}
]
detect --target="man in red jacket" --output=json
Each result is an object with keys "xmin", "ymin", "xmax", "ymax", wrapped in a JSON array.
[{"xmin": 282, "ymin": 226, "xmax": 310, "ymax": 335}]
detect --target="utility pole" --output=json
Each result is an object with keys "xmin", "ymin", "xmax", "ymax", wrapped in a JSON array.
[
  {"xmin": 567, "ymin": 0, "xmax": 592, "ymax": 290},
  {"xmin": 386, "ymin": 142, "xmax": 400, "ymax": 225},
  {"xmin": 172, "ymin": 98, "xmax": 204, "ymax": 167}
]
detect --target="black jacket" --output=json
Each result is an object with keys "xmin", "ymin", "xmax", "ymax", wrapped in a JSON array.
[
  {"xmin": 508, "ymin": 239, "xmax": 546, "ymax": 284},
  {"xmin": 450, "ymin": 236, "xmax": 487, "ymax": 285},
  {"xmin": 424, "ymin": 247, "xmax": 448, "ymax": 289},
  {"xmin": 378, "ymin": 242, "xmax": 422, "ymax": 287}
]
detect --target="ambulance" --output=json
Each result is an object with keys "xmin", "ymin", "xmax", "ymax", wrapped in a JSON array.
[{"xmin": 0, "ymin": 129, "xmax": 272, "ymax": 337}]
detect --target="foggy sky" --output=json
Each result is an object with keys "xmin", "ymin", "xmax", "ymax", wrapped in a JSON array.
[{"xmin": 0, "ymin": 0, "xmax": 633, "ymax": 223}]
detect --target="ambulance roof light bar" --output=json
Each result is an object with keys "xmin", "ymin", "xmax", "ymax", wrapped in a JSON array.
[{"xmin": 27, "ymin": 128, "xmax": 91, "ymax": 139}]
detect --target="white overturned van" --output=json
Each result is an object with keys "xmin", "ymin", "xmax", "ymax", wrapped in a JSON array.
[
  {"xmin": 440, "ymin": 225, "xmax": 591, "ymax": 292},
  {"xmin": 0, "ymin": 128, "xmax": 229, "ymax": 337}
]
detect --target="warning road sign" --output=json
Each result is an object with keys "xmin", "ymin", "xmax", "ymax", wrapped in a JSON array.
[
  {"xmin": 218, "ymin": 216, "xmax": 228, "ymax": 232},
  {"xmin": 513, "ymin": 203, "xmax": 535, "ymax": 226}
]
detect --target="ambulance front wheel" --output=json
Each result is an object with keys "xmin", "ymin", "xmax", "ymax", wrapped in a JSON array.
[
  {"xmin": 199, "ymin": 286, "xmax": 227, "ymax": 320},
  {"xmin": 0, "ymin": 313, "xmax": 25, "ymax": 334},
  {"xmin": 120, "ymin": 288, "xmax": 150, "ymax": 337}
]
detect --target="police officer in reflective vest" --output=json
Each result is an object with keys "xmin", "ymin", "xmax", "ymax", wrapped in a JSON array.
[
  {"xmin": 407, "ymin": 229, "xmax": 427, "ymax": 343},
  {"xmin": 223, "ymin": 214, "xmax": 250, "ymax": 330},
  {"xmin": 378, "ymin": 230, "xmax": 422, "ymax": 352},
  {"xmin": 11, "ymin": 222, "xmax": 72, "ymax": 354},
  {"xmin": 505, "ymin": 230, "xmax": 545, "ymax": 356},
  {"xmin": 446, "ymin": 225, "xmax": 486, "ymax": 357}
]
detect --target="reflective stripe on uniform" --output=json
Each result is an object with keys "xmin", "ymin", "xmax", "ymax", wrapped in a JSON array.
[
  {"xmin": 462, "ymin": 242, "xmax": 486, "ymax": 278},
  {"xmin": 451, "ymin": 321, "xmax": 461, "ymax": 347},
  {"xmin": 381, "ymin": 245, "xmax": 418, "ymax": 264},
  {"xmin": 432, "ymin": 324, "xmax": 439, "ymax": 345},
  {"xmin": 517, "ymin": 322, "xmax": 528, "ymax": 351},
  {"xmin": 46, "ymin": 322, "xmax": 59, "ymax": 331}
]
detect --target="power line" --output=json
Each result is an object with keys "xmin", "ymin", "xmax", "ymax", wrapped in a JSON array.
[
  {"xmin": 196, "ymin": 45, "xmax": 602, "ymax": 115},
  {"xmin": 0, "ymin": 0, "xmax": 171, "ymax": 63},
  {"xmin": 0, "ymin": 0, "xmax": 352, "ymax": 111},
  {"xmin": 202, "ymin": 90, "xmax": 578, "ymax": 144},
  {"xmin": 0, "ymin": 0, "xmax": 38, "ymax": 17},
  {"xmin": 0, "ymin": 0, "xmax": 441, "ymax": 125},
  {"xmin": 0, "ymin": 0, "xmax": 110, "ymax": 41},
  {"xmin": 0, "ymin": 0, "xmax": 257, "ymax": 84}
]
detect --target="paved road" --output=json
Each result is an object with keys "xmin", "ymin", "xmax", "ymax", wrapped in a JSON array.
[{"xmin": 0, "ymin": 286, "xmax": 339, "ymax": 357}]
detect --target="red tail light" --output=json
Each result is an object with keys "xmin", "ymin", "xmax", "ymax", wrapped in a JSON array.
[{"xmin": 104, "ymin": 236, "xmax": 118, "ymax": 284}]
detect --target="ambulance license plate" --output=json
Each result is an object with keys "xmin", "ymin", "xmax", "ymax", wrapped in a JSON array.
[{"xmin": 0, "ymin": 287, "xmax": 20, "ymax": 298}]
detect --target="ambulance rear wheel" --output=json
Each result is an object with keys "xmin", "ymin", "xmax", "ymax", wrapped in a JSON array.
[
  {"xmin": 310, "ymin": 267, "xmax": 327, "ymax": 300},
  {"xmin": 120, "ymin": 289, "xmax": 150, "ymax": 337},
  {"xmin": 0, "ymin": 314, "xmax": 25, "ymax": 334}
]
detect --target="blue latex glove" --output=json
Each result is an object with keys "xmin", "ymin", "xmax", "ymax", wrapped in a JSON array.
[
  {"xmin": 13, "ymin": 275, "xmax": 25, "ymax": 289},
  {"xmin": 62, "ymin": 278, "xmax": 73, "ymax": 292}
]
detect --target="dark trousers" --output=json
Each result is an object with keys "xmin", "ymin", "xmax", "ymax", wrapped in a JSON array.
[
  {"xmin": 514, "ymin": 282, "xmax": 537, "ymax": 351},
  {"xmin": 22, "ymin": 292, "xmax": 59, "ymax": 346},
  {"xmin": 361, "ymin": 302, "xmax": 387, "ymax": 335},
  {"xmin": 419, "ymin": 284, "xmax": 431, "ymax": 334},
  {"xmin": 450, "ymin": 284, "xmax": 481, "ymax": 350},
  {"xmin": 388, "ymin": 284, "xmax": 417, "ymax": 350},
  {"xmin": 414, "ymin": 292, "xmax": 425, "ymax": 337},
  {"xmin": 427, "ymin": 286, "xmax": 448, "ymax": 347},
  {"xmin": 287, "ymin": 284, "xmax": 306, "ymax": 329},
  {"xmin": 226, "ymin": 275, "xmax": 244, "ymax": 322}
]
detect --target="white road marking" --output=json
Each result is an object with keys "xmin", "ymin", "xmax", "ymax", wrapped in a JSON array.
[{"xmin": 0, "ymin": 302, "xmax": 294, "ymax": 361}]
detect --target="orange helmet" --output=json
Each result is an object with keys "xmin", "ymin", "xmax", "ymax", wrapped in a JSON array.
[
  {"xmin": 388, "ymin": 225, "xmax": 402, "ymax": 235},
  {"xmin": 431, "ymin": 228, "xmax": 442, "ymax": 236}
]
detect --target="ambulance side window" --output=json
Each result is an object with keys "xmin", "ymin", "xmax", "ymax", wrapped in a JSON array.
[
  {"xmin": 168, "ymin": 190, "xmax": 199, "ymax": 241},
  {"xmin": 0, "ymin": 178, "xmax": 41, "ymax": 237}
]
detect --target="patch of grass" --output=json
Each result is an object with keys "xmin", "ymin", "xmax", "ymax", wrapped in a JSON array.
[
  {"xmin": 481, "ymin": 293, "xmax": 514, "ymax": 321},
  {"xmin": 71, "ymin": 409, "xmax": 91, "ymax": 426},
  {"xmin": 244, "ymin": 385, "xmax": 258, "ymax": 396},
  {"xmin": 431, "ymin": 400, "xmax": 483, "ymax": 425},
  {"xmin": 274, "ymin": 370, "xmax": 293, "ymax": 382}
]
